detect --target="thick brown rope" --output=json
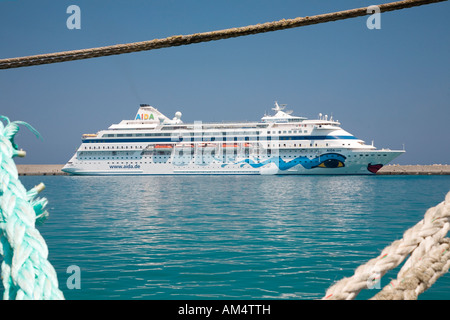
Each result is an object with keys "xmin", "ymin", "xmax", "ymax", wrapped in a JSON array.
[{"xmin": 0, "ymin": 0, "xmax": 447, "ymax": 70}]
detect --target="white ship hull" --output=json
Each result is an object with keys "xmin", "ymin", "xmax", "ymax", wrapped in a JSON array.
[
  {"xmin": 62, "ymin": 103, "xmax": 404, "ymax": 175},
  {"xmin": 62, "ymin": 148, "xmax": 404, "ymax": 175}
]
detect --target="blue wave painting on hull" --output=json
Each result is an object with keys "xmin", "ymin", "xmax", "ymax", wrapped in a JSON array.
[{"xmin": 234, "ymin": 153, "xmax": 347, "ymax": 171}]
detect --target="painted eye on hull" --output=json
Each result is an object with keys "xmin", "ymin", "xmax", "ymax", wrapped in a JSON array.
[{"xmin": 316, "ymin": 159, "xmax": 345, "ymax": 168}]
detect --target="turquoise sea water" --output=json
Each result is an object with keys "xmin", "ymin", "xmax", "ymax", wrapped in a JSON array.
[{"xmin": 7, "ymin": 175, "xmax": 450, "ymax": 300}]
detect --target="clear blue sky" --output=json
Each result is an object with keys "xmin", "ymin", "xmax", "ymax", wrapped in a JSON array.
[{"xmin": 1, "ymin": 0, "xmax": 449, "ymax": 165}]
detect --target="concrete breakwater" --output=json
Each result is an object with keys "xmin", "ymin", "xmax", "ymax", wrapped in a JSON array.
[
  {"xmin": 15, "ymin": 164, "xmax": 450, "ymax": 176},
  {"xmin": 17, "ymin": 165, "xmax": 69, "ymax": 176},
  {"xmin": 376, "ymin": 164, "xmax": 450, "ymax": 175}
]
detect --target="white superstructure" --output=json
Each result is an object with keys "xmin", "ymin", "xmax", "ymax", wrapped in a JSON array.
[{"xmin": 62, "ymin": 102, "xmax": 404, "ymax": 175}]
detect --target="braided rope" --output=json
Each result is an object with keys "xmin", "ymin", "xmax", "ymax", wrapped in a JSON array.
[
  {"xmin": 0, "ymin": 0, "xmax": 447, "ymax": 69},
  {"xmin": 0, "ymin": 116, "xmax": 64, "ymax": 300},
  {"xmin": 373, "ymin": 238, "xmax": 450, "ymax": 299},
  {"xmin": 323, "ymin": 191, "xmax": 450, "ymax": 300}
]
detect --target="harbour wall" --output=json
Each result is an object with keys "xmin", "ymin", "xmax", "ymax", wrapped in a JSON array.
[
  {"xmin": 17, "ymin": 165, "xmax": 69, "ymax": 176},
  {"xmin": 376, "ymin": 164, "xmax": 450, "ymax": 175},
  {"xmin": 15, "ymin": 164, "xmax": 450, "ymax": 176}
]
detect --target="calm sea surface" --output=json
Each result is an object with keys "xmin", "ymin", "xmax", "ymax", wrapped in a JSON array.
[{"xmin": 8, "ymin": 175, "xmax": 450, "ymax": 300}]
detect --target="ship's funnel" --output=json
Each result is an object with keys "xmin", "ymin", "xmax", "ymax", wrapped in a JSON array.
[{"xmin": 135, "ymin": 105, "xmax": 170, "ymax": 122}]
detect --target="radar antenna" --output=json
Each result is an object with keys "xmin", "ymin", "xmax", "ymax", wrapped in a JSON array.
[{"xmin": 272, "ymin": 101, "xmax": 287, "ymax": 112}]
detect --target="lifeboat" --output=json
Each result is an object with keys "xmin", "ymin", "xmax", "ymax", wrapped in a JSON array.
[
  {"xmin": 82, "ymin": 134, "xmax": 97, "ymax": 138},
  {"xmin": 222, "ymin": 143, "xmax": 238, "ymax": 148},
  {"xmin": 154, "ymin": 144, "xmax": 173, "ymax": 149},
  {"xmin": 175, "ymin": 143, "xmax": 194, "ymax": 149}
]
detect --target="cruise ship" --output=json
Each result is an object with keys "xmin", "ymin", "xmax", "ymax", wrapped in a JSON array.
[{"xmin": 62, "ymin": 102, "xmax": 404, "ymax": 175}]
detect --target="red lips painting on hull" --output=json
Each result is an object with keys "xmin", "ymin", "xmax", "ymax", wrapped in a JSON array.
[{"xmin": 367, "ymin": 163, "xmax": 383, "ymax": 174}]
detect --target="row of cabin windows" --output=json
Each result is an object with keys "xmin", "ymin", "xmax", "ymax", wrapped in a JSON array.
[
  {"xmin": 86, "ymin": 145, "xmax": 142, "ymax": 150},
  {"xmin": 85, "ymin": 141, "xmax": 337, "ymax": 150},
  {"xmin": 267, "ymin": 130, "xmax": 308, "ymax": 134},
  {"xmin": 80, "ymin": 152, "xmax": 388, "ymax": 161},
  {"xmin": 102, "ymin": 130, "xmax": 311, "ymax": 138}
]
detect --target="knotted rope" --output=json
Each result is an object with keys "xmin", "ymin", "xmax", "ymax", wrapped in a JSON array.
[
  {"xmin": 0, "ymin": 0, "xmax": 447, "ymax": 69},
  {"xmin": 323, "ymin": 191, "xmax": 450, "ymax": 300},
  {"xmin": 0, "ymin": 116, "xmax": 64, "ymax": 300}
]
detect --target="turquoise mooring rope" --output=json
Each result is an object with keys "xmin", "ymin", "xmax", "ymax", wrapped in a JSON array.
[{"xmin": 0, "ymin": 116, "xmax": 64, "ymax": 300}]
